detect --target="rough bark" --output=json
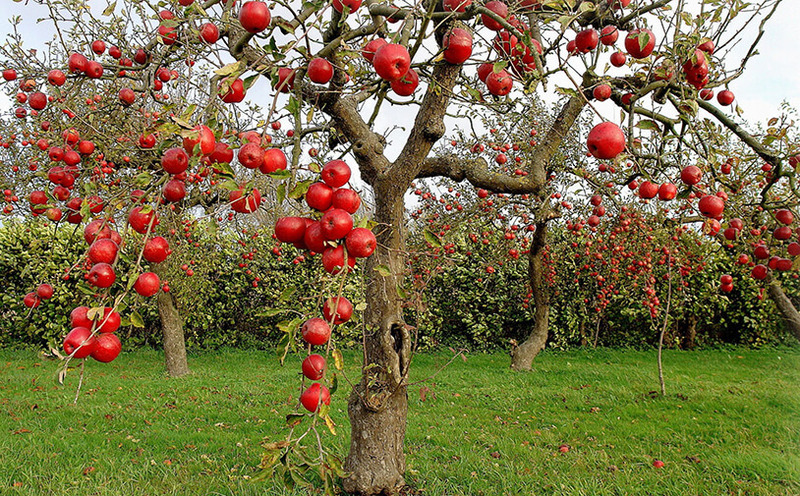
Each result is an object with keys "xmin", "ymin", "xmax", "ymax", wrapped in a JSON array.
[
  {"xmin": 343, "ymin": 182, "xmax": 410, "ymax": 495},
  {"xmin": 511, "ymin": 219, "xmax": 550, "ymax": 371},
  {"xmin": 766, "ymin": 275, "xmax": 800, "ymax": 341},
  {"xmin": 154, "ymin": 264, "xmax": 190, "ymax": 377}
]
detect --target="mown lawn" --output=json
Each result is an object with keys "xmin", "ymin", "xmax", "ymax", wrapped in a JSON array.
[{"xmin": 0, "ymin": 347, "xmax": 798, "ymax": 495}]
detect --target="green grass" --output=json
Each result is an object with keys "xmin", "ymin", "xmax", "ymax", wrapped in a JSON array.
[{"xmin": 0, "ymin": 347, "xmax": 798, "ymax": 495}]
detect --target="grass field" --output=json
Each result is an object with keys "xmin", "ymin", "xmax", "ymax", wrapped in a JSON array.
[{"xmin": 1, "ymin": 347, "xmax": 798, "ymax": 495}]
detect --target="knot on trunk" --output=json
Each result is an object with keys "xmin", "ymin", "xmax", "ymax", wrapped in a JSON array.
[{"xmin": 422, "ymin": 121, "xmax": 446, "ymax": 142}]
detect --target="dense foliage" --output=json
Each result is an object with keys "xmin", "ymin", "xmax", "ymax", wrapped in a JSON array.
[{"xmin": 3, "ymin": 217, "xmax": 795, "ymax": 351}]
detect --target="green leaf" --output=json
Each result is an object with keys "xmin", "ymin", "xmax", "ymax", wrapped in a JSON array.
[
  {"xmin": 243, "ymin": 74, "xmax": 259, "ymax": 90},
  {"xmin": 323, "ymin": 414, "xmax": 337, "ymax": 436},
  {"xmin": 374, "ymin": 265, "xmax": 392, "ymax": 277},
  {"xmin": 269, "ymin": 170, "xmax": 292, "ymax": 180},
  {"xmin": 215, "ymin": 161, "xmax": 235, "ymax": 178},
  {"xmin": 396, "ymin": 284, "xmax": 408, "ymax": 300},
  {"xmin": 329, "ymin": 373, "xmax": 339, "ymax": 395},
  {"xmin": 286, "ymin": 412, "xmax": 304, "ymax": 428},
  {"xmin": 215, "ymin": 61, "xmax": 245, "ymax": 77},
  {"xmin": 492, "ymin": 60, "xmax": 508, "ymax": 74},
  {"xmin": 130, "ymin": 311, "xmax": 145, "ymax": 328},
  {"xmin": 279, "ymin": 286, "xmax": 296, "ymax": 301},
  {"xmin": 102, "ymin": 1, "xmax": 116, "ymax": 16},
  {"xmin": 638, "ymin": 31, "xmax": 651, "ymax": 52},
  {"xmin": 219, "ymin": 179, "xmax": 239, "ymax": 191},
  {"xmin": 332, "ymin": 349, "xmax": 343, "ymax": 371},
  {"xmin": 635, "ymin": 119, "xmax": 661, "ymax": 132},
  {"xmin": 277, "ymin": 183, "xmax": 286, "ymax": 204},
  {"xmin": 133, "ymin": 172, "xmax": 151, "ymax": 188},
  {"xmin": 289, "ymin": 180, "xmax": 312, "ymax": 200},
  {"xmin": 424, "ymin": 230, "xmax": 442, "ymax": 248}
]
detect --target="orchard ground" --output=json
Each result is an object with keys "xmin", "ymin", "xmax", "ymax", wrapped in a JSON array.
[{"xmin": 1, "ymin": 347, "xmax": 798, "ymax": 495}]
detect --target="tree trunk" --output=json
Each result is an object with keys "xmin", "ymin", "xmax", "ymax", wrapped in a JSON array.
[
  {"xmin": 681, "ymin": 315, "xmax": 697, "ymax": 349},
  {"xmin": 343, "ymin": 181, "xmax": 410, "ymax": 495},
  {"xmin": 511, "ymin": 219, "xmax": 550, "ymax": 371},
  {"xmin": 154, "ymin": 263, "xmax": 190, "ymax": 377},
  {"xmin": 766, "ymin": 275, "xmax": 800, "ymax": 341}
]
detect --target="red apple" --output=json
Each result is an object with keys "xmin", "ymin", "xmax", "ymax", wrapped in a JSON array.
[
  {"xmin": 600, "ymin": 26, "xmax": 619, "ymax": 45},
  {"xmin": 161, "ymin": 147, "xmax": 190, "ymax": 174},
  {"xmin": 625, "ymin": 29, "xmax": 656, "ymax": 59},
  {"xmin": 307, "ymin": 57, "xmax": 333, "ymax": 84},
  {"xmin": 486, "ymin": 70, "xmax": 513, "ymax": 96},
  {"xmin": 592, "ymin": 84, "xmax": 611, "ymax": 101},
  {"xmin": 776, "ymin": 209, "xmax": 794, "ymax": 225},
  {"xmin": 362, "ymin": 38, "xmax": 388, "ymax": 62},
  {"xmin": 698, "ymin": 194, "xmax": 724, "ymax": 219},
  {"xmin": 144, "ymin": 236, "xmax": 171, "ymax": 263},
  {"xmin": 481, "ymin": 1, "xmax": 508, "ymax": 31},
  {"xmin": 320, "ymin": 208, "xmax": 354, "ymax": 240},
  {"xmin": 302, "ymin": 354, "xmax": 326, "ymax": 380},
  {"xmin": 638, "ymin": 181, "xmax": 658, "ymax": 199},
  {"xmin": 300, "ymin": 383, "xmax": 331, "ymax": 412},
  {"xmin": 586, "ymin": 122, "xmax": 625, "ymax": 159},
  {"xmin": 443, "ymin": 0, "xmax": 471, "ymax": 12},
  {"xmin": 346, "ymin": 228, "xmax": 377, "ymax": 258},
  {"xmin": 36, "ymin": 284, "xmax": 54, "ymax": 300},
  {"xmin": 134, "ymin": 272, "xmax": 161, "ymax": 297},
  {"xmin": 63, "ymin": 327, "xmax": 97, "ymax": 359},
  {"xmin": 239, "ymin": 1, "xmax": 271, "ymax": 33},
  {"xmin": 303, "ymin": 221, "xmax": 327, "ymax": 253},
  {"xmin": 391, "ymin": 68, "xmax": 419, "ymax": 96},
  {"xmin": 23, "ymin": 292, "xmax": 41, "ymax": 308},
  {"xmin": 87, "ymin": 263, "xmax": 116, "ymax": 288},
  {"xmin": 332, "ymin": 188, "xmax": 361, "ymax": 214},
  {"xmin": 306, "ymin": 182, "xmax": 334, "ymax": 211},
  {"xmin": 301, "ymin": 318, "xmax": 331, "ymax": 345},
  {"xmin": 323, "ymin": 296, "xmax": 353, "ymax": 325},
  {"xmin": 321, "ymin": 160, "xmax": 351, "ymax": 188},
  {"xmin": 332, "ymin": 0, "xmax": 362, "ymax": 13},
  {"xmin": 238, "ymin": 142, "xmax": 265, "ymax": 169},
  {"xmin": 717, "ymin": 90, "xmax": 734, "ymax": 106},
  {"xmin": 658, "ymin": 182, "xmax": 677, "ymax": 201},
  {"xmin": 373, "ymin": 44, "xmax": 411, "ymax": 81},
  {"xmin": 88, "ymin": 238, "xmax": 119, "ymax": 264},
  {"xmin": 275, "ymin": 217, "xmax": 307, "ymax": 243},
  {"xmin": 680, "ymin": 165, "xmax": 702, "ymax": 185},
  {"xmin": 610, "ymin": 51, "xmax": 627, "ymax": 67},
  {"xmin": 91, "ymin": 333, "xmax": 121, "ymax": 363},
  {"xmin": 443, "ymin": 28, "xmax": 473, "ymax": 65},
  {"xmin": 199, "ymin": 23, "xmax": 220, "ymax": 44},
  {"xmin": 183, "ymin": 125, "xmax": 216, "ymax": 156},
  {"xmin": 322, "ymin": 245, "xmax": 356, "ymax": 274},
  {"xmin": 128, "ymin": 205, "xmax": 158, "ymax": 233},
  {"xmin": 575, "ymin": 28, "xmax": 599, "ymax": 53}
]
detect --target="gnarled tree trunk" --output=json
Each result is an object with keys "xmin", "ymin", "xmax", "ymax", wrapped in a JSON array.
[
  {"xmin": 154, "ymin": 263, "xmax": 190, "ymax": 377},
  {"xmin": 767, "ymin": 275, "xmax": 800, "ymax": 341},
  {"xmin": 511, "ymin": 218, "xmax": 550, "ymax": 371},
  {"xmin": 343, "ymin": 182, "xmax": 410, "ymax": 495}
]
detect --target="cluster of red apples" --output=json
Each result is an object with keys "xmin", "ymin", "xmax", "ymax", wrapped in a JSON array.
[{"xmin": 273, "ymin": 160, "xmax": 376, "ymax": 413}]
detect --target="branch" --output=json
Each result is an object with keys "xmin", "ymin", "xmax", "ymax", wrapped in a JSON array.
[
  {"xmin": 695, "ymin": 98, "xmax": 779, "ymax": 165},
  {"xmin": 416, "ymin": 155, "xmax": 544, "ymax": 194}
]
